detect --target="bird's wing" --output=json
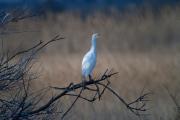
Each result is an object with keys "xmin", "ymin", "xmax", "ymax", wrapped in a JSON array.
[
  {"xmin": 82, "ymin": 51, "xmax": 92, "ymax": 69},
  {"xmin": 82, "ymin": 51, "xmax": 96, "ymax": 76}
]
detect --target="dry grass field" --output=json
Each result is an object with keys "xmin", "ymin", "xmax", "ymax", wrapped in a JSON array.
[{"xmin": 2, "ymin": 5, "xmax": 180, "ymax": 120}]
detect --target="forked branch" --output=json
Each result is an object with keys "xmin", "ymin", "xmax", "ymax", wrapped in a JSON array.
[{"xmin": 47, "ymin": 69, "xmax": 151, "ymax": 119}]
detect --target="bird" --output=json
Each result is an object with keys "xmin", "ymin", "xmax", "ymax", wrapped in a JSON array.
[{"xmin": 82, "ymin": 33, "xmax": 98, "ymax": 81}]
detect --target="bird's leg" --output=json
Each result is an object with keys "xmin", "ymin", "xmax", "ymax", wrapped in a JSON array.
[
  {"xmin": 82, "ymin": 79, "xmax": 87, "ymax": 90},
  {"xmin": 89, "ymin": 75, "xmax": 93, "ymax": 81}
]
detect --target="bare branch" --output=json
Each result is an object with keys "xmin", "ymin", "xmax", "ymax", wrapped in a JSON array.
[{"xmin": 38, "ymin": 69, "xmax": 150, "ymax": 119}]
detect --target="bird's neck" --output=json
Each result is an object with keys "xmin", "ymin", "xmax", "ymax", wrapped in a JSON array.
[{"xmin": 90, "ymin": 39, "xmax": 96, "ymax": 52}]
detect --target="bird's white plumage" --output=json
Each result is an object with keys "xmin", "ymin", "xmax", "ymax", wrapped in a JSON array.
[
  {"xmin": 82, "ymin": 33, "xmax": 98, "ymax": 78},
  {"xmin": 82, "ymin": 49, "xmax": 96, "ymax": 77}
]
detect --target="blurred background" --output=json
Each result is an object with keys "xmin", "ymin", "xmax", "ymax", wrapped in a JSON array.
[
  {"xmin": 0, "ymin": 0, "xmax": 179, "ymax": 11},
  {"xmin": 1, "ymin": 0, "xmax": 180, "ymax": 120}
]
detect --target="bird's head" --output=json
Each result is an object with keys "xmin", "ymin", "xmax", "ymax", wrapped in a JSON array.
[
  {"xmin": 92, "ymin": 33, "xmax": 99, "ymax": 44},
  {"xmin": 92, "ymin": 33, "xmax": 99, "ymax": 40},
  {"xmin": 91, "ymin": 33, "xmax": 98, "ymax": 47}
]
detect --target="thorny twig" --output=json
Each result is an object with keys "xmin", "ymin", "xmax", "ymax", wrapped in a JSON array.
[
  {"xmin": 0, "ymin": 8, "xmax": 40, "ymax": 27},
  {"xmin": 50, "ymin": 69, "xmax": 151, "ymax": 119},
  {"xmin": 164, "ymin": 85, "xmax": 180, "ymax": 113},
  {"xmin": 0, "ymin": 35, "xmax": 64, "ymax": 91},
  {"xmin": 0, "ymin": 35, "xmax": 64, "ymax": 119}
]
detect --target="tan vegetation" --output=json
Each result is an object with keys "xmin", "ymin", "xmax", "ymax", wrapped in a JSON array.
[{"xmin": 3, "ymin": 5, "xmax": 180, "ymax": 120}]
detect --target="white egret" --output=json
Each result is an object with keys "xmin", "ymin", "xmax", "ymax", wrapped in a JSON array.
[{"xmin": 82, "ymin": 33, "xmax": 98, "ymax": 81}]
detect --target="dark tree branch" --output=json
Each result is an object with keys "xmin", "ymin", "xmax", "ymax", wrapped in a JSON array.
[
  {"xmin": 0, "ymin": 14, "xmax": 151, "ymax": 119},
  {"xmin": 0, "ymin": 35, "xmax": 65, "ymax": 119},
  {"xmin": 39, "ymin": 69, "xmax": 151, "ymax": 119},
  {"xmin": 0, "ymin": 8, "xmax": 40, "ymax": 27},
  {"xmin": 61, "ymin": 88, "xmax": 83, "ymax": 119},
  {"xmin": 0, "ymin": 35, "xmax": 64, "ymax": 91}
]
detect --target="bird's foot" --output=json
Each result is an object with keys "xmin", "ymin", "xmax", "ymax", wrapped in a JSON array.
[
  {"xmin": 69, "ymin": 83, "xmax": 75, "ymax": 91},
  {"xmin": 88, "ymin": 75, "xmax": 94, "ymax": 81}
]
